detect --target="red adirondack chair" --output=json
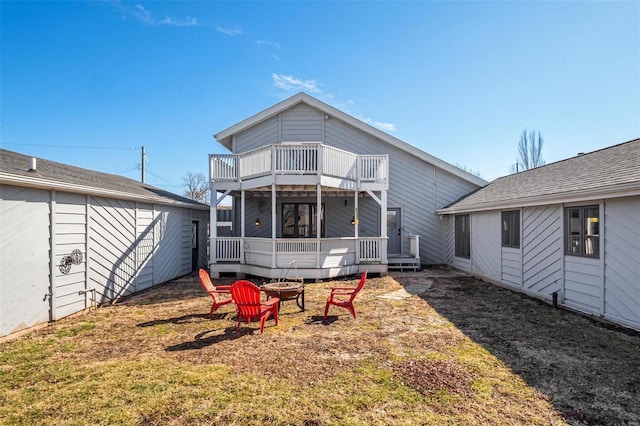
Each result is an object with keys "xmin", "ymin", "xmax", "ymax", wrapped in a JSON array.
[
  {"xmin": 323, "ymin": 271, "xmax": 367, "ymax": 319},
  {"xmin": 230, "ymin": 280, "xmax": 279, "ymax": 334},
  {"xmin": 198, "ymin": 269, "xmax": 233, "ymax": 314}
]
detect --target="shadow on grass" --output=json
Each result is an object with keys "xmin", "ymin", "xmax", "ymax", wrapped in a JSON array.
[
  {"xmin": 137, "ymin": 312, "xmax": 230, "ymax": 327},
  {"xmin": 418, "ymin": 275, "xmax": 640, "ymax": 426},
  {"xmin": 165, "ymin": 326, "xmax": 250, "ymax": 350},
  {"xmin": 306, "ymin": 315, "xmax": 339, "ymax": 325}
]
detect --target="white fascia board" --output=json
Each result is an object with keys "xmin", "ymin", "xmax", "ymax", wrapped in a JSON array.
[
  {"xmin": 214, "ymin": 93, "xmax": 309, "ymax": 150},
  {"xmin": 437, "ymin": 183, "xmax": 640, "ymax": 214},
  {"xmin": 214, "ymin": 92, "xmax": 488, "ymax": 187},
  {"xmin": 0, "ymin": 173, "xmax": 209, "ymax": 211}
]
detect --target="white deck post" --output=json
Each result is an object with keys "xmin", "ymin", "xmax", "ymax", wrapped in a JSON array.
[
  {"xmin": 316, "ymin": 183, "xmax": 321, "ymax": 268},
  {"xmin": 210, "ymin": 185, "xmax": 217, "ymax": 269},
  {"xmin": 381, "ymin": 190, "xmax": 388, "ymax": 264},
  {"xmin": 354, "ymin": 191, "xmax": 359, "ymax": 264},
  {"xmin": 271, "ymin": 183, "xmax": 277, "ymax": 268},
  {"xmin": 240, "ymin": 190, "xmax": 245, "ymax": 264}
]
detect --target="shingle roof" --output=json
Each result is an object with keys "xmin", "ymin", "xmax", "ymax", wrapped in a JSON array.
[
  {"xmin": 0, "ymin": 149, "xmax": 208, "ymax": 209},
  {"xmin": 438, "ymin": 138, "xmax": 640, "ymax": 213}
]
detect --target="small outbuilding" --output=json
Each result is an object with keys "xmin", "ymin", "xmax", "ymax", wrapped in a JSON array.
[
  {"xmin": 438, "ymin": 138, "xmax": 640, "ymax": 332},
  {"xmin": 0, "ymin": 149, "xmax": 209, "ymax": 338}
]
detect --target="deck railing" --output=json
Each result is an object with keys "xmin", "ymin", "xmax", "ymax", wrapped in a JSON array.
[
  {"xmin": 210, "ymin": 144, "xmax": 387, "ymax": 184},
  {"xmin": 212, "ymin": 236, "xmax": 386, "ymax": 268}
]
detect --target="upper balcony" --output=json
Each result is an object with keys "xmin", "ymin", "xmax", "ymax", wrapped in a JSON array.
[{"xmin": 210, "ymin": 143, "xmax": 388, "ymax": 192}]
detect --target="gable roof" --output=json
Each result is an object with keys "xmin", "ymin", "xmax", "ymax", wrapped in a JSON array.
[
  {"xmin": 214, "ymin": 92, "xmax": 487, "ymax": 187},
  {"xmin": 438, "ymin": 138, "xmax": 640, "ymax": 214},
  {"xmin": 0, "ymin": 149, "xmax": 209, "ymax": 210}
]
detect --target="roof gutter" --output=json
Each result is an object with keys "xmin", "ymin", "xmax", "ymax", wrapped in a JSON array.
[
  {"xmin": 0, "ymin": 173, "xmax": 209, "ymax": 211},
  {"xmin": 437, "ymin": 182, "xmax": 640, "ymax": 214}
]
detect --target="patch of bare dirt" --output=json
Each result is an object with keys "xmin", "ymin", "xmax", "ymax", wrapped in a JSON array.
[{"xmin": 392, "ymin": 358, "xmax": 475, "ymax": 397}]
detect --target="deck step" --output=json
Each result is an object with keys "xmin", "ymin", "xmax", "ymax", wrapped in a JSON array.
[{"xmin": 388, "ymin": 256, "xmax": 420, "ymax": 272}]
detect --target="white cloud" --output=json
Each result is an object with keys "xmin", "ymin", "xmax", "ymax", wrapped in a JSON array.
[
  {"xmin": 270, "ymin": 75, "xmax": 395, "ymax": 132},
  {"xmin": 357, "ymin": 115, "xmax": 397, "ymax": 133},
  {"xmin": 371, "ymin": 121, "xmax": 396, "ymax": 132},
  {"xmin": 161, "ymin": 16, "xmax": 197, "ymax": 27},
  {"xmin": 113, "ymin": 3, "xmax": 197, "ymax": 27},
  {"xmin": 272, "ymin": 74, "xmax": 321, "ymax": 93},
  {"xmin": 257, "ymin": 40, "xmax": 281, "ymax": 49},
  {"xmin": 216, "ymin": 26, "xmax": 242, "ymax": 36}
]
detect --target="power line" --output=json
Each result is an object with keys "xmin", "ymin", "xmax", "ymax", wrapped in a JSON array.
[
  {"xmin": 145, "ymin": 168, "xmax": 183, "ymax": 189},
  {"xmin": 1, "ymin": 142, "xmax": 140, "ymax": 150}
]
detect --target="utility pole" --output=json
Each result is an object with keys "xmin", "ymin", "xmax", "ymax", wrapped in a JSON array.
[{"xmin": 141, "ymin": 146, "xmax": 146, "ymax": 183}]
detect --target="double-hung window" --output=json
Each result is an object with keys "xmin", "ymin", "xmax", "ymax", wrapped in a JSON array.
[
  {"xmin": 501, "ymin": 210, "xmax": 520, "ymax": 248},
  {"xmin": 454, "ymin": 214, "xmax": 470, "ymax": 259},
  {"xmin": 565, "ymin": 205, "xmax": 599, "ymax": 258}
]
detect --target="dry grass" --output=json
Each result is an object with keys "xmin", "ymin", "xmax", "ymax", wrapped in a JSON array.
[{"xmin": 1, "ymin": 268, "xmax": 638, "ymax": 425}]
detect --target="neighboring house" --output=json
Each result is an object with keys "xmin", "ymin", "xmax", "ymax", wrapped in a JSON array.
[
  {"xmin": 0, "ymin": 149, "xmax": 210, "ymax": 338},
  {"xmin": 208, "ymin": 92, "xmax": 486, "ymax": 280},
  {"xmin": 438, "ymin": 138, "xmax": 640, "ymax": 332}
]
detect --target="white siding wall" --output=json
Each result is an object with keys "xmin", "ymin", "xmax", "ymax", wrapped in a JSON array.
[
  {"xmin": 89, "ymin": 197, "xmax": 137, "ymax": 302},
  {"xmin": 53, "ymin": 193, "xmax": 87, "ymax": 319},
  {"xmin": 471, "ymin": 211, "xmax": 501, "ymax": 281},
  {"xmin": 135, "ymin": 203, "xmax": 155, "ymax": 291},
  {"xmin": 564, "ymin": 256, "xmax": 601, "ymax": 313},
  {"xmin": 522, "ymin": 205, "xmax": 563, "ymax": 296},
  {"xmin": 603, "ymin": 196, "xmax": 640, "ymax": 329},
  {"xmin": 153, "ymin": 206, "xmax": 190, "ymax": 283},
  {"xmin": 501, "ymin": 247, "xmax": 522, "ymax": 286},
  {"xmin": 1, "ymin": 184, "xmax": 208, "ymax": 338},
  {"xmin": 0, "ymin": 186, "xmax": 51, "ymax": 336}
]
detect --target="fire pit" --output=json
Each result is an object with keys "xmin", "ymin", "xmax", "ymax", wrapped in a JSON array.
[{"xmin": 261, "ymin": 281, "xmax": 305, "ymax": 311}]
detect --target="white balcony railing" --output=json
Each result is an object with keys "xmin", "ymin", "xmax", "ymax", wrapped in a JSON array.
[
  {"xmin": 212, "ymin": 237, "xmax": 387, "ymax": 268},
  {"xmin": 210, "ymin": 144, "xmax": 387, "ymax": 184}
]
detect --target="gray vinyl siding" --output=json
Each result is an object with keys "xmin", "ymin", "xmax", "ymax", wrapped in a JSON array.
[
  {"xmin": 238, "ymin": 195, "xmax": 379, "ymax": 239},
  {"xmin": 603, "ymin": 196, "xmax": 640, "ymax": 329},
  {"xmin": 324, "ymin": 113, "xmax": 478, "ymax": 263},
  {"xmin": 522, "ymin": 205, "xmax": 562, "ymax": 296},
  {"xmin": 53, "ymin": 192, "xmax": 87, "ymax": 319},
  {"xmin": 470, "ymin": 211, "xmax": 501, "ymax": 281},
  {"xmin": 229, "ymin": 103, "xmax": 480, "ymax": 263},
  {"xmin": 0, "ymin": 186, "xmax": 51, "ymax": 336},
  {"xmin": 192, "ymin": 209, "xmax": 210, "ymax": 270},
  {"xmin": 443, "ymin": 215, "xmax": 454, "ymax": 264},
  {"xmin": 235, "ymin": 115, "xmax": 280, "ymax": 153},
  {"xmin": 281, "ymin": 103, "xmax": 323, "ymax": 141}
]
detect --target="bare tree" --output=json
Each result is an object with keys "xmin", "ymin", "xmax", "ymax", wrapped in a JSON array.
[
  {"xmin": 510, "ymin": 129, "xmax": 545, "ymax": 173},
  {"xmin": 455, "ymin": 163, "xmax": 482, "ymax": 178},
  {"xmin": 182, "ymin": 172, "xmax": 209, "ymax": 204}
]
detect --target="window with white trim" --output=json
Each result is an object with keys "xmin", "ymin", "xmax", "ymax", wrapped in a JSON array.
[
  {"xmin": 565, "ymin": 205, "xmax": 599, "ymax": 258},
  {"xmin": 454, "ymin": 214, "xmax": 470, "ymax": 259},
  {"xmin": 501, "ymin": 210, "xmax": 520, "ymax": 248}
]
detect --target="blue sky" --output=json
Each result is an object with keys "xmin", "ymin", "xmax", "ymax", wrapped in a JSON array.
[{"xmin": 2, "ymin": 1, "xmax": 638, "ymax": 194}]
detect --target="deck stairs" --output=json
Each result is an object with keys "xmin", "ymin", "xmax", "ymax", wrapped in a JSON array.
[{"xmin": 387, "ymin": 254, "xmax": 421, "ymax": 272}]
